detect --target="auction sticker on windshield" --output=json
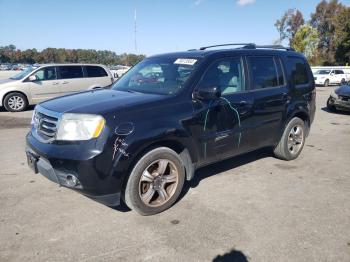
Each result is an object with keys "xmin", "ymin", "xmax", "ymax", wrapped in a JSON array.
[{"xmin": 174, "ymin": 58, "xmax": 197, "ymax": 66}]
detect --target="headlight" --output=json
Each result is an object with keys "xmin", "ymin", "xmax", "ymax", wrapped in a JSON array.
[
  {"xmin": 56, "ymin": 113, "xmax": 105, "ymax": 141},
  {"xmin": 330, "ymin": 91, "xmax": 338, "ymax": 98}
]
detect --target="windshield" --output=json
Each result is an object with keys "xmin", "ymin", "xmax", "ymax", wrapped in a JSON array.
[
  {"xmin": 112, "ymin": 57, "xmax": 200, "ymax": 95},
  {"xmin": 10, "ymin": 66, "xmax": 36, "ymax": 80},
  {"xmin": 315, "ymin": 70, "xmax": 331, "ymax": 75}
]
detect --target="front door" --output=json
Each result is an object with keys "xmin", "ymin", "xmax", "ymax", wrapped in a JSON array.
[
  {"xmin": 191, "ymin": 56, "xmax": 254, "ymax": 165},
  {"xmin": 28, "ymin": 66, "xmax": 62, "ymax": 104}
]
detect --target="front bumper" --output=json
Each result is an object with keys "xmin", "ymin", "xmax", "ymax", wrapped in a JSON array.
[
  {"xmin": 26, "ymin": 131, "xmax": 125, "ymax": 206},
  {"xmin": 328, "ymin": 95, "xmax": 350, "ymax": 111},
  {"xmin": 315, "ymin": 78, "xmax": 327, "ymax": 85}
]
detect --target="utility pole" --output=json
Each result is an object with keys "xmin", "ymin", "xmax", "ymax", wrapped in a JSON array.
[{"xmin": 134, "ymin": 8, "xmax": 138, "ymax": 54}]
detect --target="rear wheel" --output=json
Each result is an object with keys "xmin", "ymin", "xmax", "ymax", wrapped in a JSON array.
[
  {"xmin": 274, "ymin": 117, "xmax": 306, "ymax": 161},
  {"xmin": 124, "ymin": 147, "xmax": 185, "ymax": 215},
  {"xmin": 340, "ymin": 78, "xmax": 346, "ymax": 85},
  {"xmin": 324, "ymin": 79, "xmax": 329, "ymax": 87},
  {"xmin": 3, "ymin": 92, "xmax": 28, "ymax": 112}
]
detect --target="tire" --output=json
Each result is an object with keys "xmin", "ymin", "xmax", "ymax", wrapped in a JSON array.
[
  {"xmin": 124, "ymin": 147, "xmax": 185, "ymax": 215},
  {"xmin": 3, "ymin": 92, "xmax": 28, "ymax": 112},
  {"xmin": 327, "ymin": 97, "xmax": 336, "ymax": 112},
  {"xmin": 324, "ymin": 79, "xmax": 329, "ymax": 87},
  {"xmin": 340, "ymin": 78, "xmax": 346, "ymax": 85},
  {"xmin": 274, "ymin": 117, "xmax": 306, "ymax": 161}
]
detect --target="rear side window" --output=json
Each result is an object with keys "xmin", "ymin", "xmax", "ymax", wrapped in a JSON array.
[
  {"xmin": 247, "ymin": 56, "xmax": 281, "ymax": 89},
  {"xmin": 85, "ymin": 66, "xmax": 108, "ymax": 77},
  {"xmin": 336, "ymin": 70, "xmax": 344, "ymax": 74},
  {"xmin": 58, "ymin": 66, "xmax": 83, "ymax": 79},
  {"xmin": 287, "ymin": 57, "xmax": 309, "ymax": 86}
]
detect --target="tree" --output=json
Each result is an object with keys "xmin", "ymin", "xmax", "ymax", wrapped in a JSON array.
[
  {"xmin": 291, "ymin": 25, "xmax": 319, "ymax": 64},
  {"xmin": 310, "ymin": 0, "xmax": 346, "ymax": 65},
  {"xmin": 333, "ymin": 6, "xmax": 350, "ymax": 65},
  {"xmin": 275, "ymin": 9, "xmax": 304, "ymax": 45}
]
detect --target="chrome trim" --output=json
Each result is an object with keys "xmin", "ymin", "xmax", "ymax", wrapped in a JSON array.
[{"xmin": 32, "ymin": 104, "xmax": 62, "ymax": 143}]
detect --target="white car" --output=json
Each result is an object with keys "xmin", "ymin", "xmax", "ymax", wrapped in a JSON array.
[
  {"xmin": 0, "ymin": 64, "xmax": 114, "ymax": 112},
  {"xmin": 313, "ymin": 69, "xmax": 350, "ymax": 87}
]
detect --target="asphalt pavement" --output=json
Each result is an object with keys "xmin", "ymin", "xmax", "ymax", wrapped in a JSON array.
[{"xmin": 0, "ymin": 85, "xmax": 349, "ymax": 262}]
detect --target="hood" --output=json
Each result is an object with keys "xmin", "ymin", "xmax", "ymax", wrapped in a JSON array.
[
  {"xmin": 39, "ymin": 89, "xmax": 168, "ymax": 114},
  {"xmin": 335, "ymin": 85, "xmax": 350, "ymax": 96},
  {"xmin": 0, "ymin": 78, "xmax": 17, "ymax": 86}
]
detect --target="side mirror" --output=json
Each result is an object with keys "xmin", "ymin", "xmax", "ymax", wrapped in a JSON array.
[
  {"xmin": 28, "ymin": 75, "xmax": 38, "ymax": 81},
  {"xmin": 330, "ymin": 73, "xmax": 334, "ymax": 76},
  {"xmin": 194, "ymin": 86, "xmax": 221, "ymax": 100}
]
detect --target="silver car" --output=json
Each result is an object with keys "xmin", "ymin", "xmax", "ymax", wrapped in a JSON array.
[{"xmin": 0, "ymin": 64, "xmax": 114, "ymax": 112}]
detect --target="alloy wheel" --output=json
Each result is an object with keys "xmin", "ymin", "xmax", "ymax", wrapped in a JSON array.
[
  {"xmin": 287, "ymin": 125, "xmax": 304, "ymax": 155},
  {"xmin": 138, "ymin": 159, "xmax": 179, "ymax": 207},
  {"xmin": 8, "ymin": 96, "xmax": 25, "ymax": 111}
]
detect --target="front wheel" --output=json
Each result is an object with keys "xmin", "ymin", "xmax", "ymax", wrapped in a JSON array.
[
  {"xmin": 327, "ymin": 97, "xmax": 336, "ymax": 112},
  {"xmin": 3, "ymin": 92, "xmax": 28, "ymax": 112},
  {"xmin": 124, "ymin": 147, "xmax": 185, "ymax": 215},
  {"xmin": 274, "ymin": 117, "xmax": 306, "ymax": 161}
]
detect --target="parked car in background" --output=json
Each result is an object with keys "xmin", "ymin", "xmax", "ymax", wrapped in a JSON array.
[
  {"xmin": 109, "ymin": 65, "xmax": 131, "ymax": 79},
  {"xmin": 313, "ymin": 69, "xmax": 350, "ymax": 87},
  {"xmin": 25, "ymin": 44, "xmax": 316, "ymax": 215},
  {"xmin": 0, "ymin": 64, "xmax": 113, "ymax": 112},
  {"xmin": 327, "ymin": 84, "xmax": 350, "ymax": 112}
]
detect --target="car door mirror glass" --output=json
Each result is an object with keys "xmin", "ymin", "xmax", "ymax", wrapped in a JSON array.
[
  {"xmin": 194, "ymin": 86, "xmax": 221, "ymax": 100},
  {"xmin": 28, "ymin": 75, "xmax": 37, "ymax": 81}
]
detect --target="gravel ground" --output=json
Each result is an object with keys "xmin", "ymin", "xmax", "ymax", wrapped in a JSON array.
[{"xmin": 0, "ymin": 86, "xmax": 349, "ymax": 262}]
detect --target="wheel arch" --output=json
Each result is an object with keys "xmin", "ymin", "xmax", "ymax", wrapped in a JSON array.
[
  {"xmin": 120, "ymin": 138, "xmax": 196, "ymax": 200},
  {"xmin": 288, "ymin": 109, "xmax": 311, "ymax": 136},
  {"xmin": 2, "ymin": 90, "xmax": 29, "ymax": 106}
]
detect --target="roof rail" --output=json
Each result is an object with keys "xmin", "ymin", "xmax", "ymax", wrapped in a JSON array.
[
  {"xmin": 254, "ymin": 45, "xmax": 295, "ymax": 51},
  {"xmin": 198, "ymin": 43, "xmax": 255, "ymax": 50},
  {"xmin": 190, "ymin": 43, "xmax": 295, "ymax": 51}
]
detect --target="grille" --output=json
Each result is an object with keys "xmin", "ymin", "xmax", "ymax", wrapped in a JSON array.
[
  {"xmin": 33, "ymin": 110, "xmax": 59, "ymax": 142},
  {"xmin": 339, "ymin": 95, "xmax": 350, "ymax": 101}
]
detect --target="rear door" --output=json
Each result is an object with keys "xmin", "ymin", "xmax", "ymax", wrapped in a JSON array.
[
  {"xmin": 57, "ymin": 65, "xmax": 86, "ymax": 95},
  {"xmin": 246, "ymin": 55, "xmax": 289, "ymax": 148},
  {"xmin": 28, "ymin": 66, "xmax": 62, "ymax": 103}
]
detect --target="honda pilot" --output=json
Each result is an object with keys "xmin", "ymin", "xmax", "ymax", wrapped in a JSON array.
[{"xmin": 25, "ymin": 44, "xmax": 316, "ymax": 215}]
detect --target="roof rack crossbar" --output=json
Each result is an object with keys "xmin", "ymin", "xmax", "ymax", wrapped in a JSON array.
[{"xmin": 199, "ymin": 43, "xmax": 255, "ymax": 50}]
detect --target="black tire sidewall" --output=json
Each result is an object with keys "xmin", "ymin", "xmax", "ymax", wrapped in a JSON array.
[
  {"xmin": 281, "ymin": 118, "xmax": 306, "ymax": 160},
  {"xmin": 124, "ymin": 147, "xmax": 185, "ymax": 215},
  {"xmin": 4, "ymin": 92, "xmax": 28, "ymax": 112},
  {"xmin": 324, "ymin": 80, "xmax": 329, "ymax": 87},
  {"xmin": 327, "ymin": 97, "xmax": 336, "ymax": 111}
]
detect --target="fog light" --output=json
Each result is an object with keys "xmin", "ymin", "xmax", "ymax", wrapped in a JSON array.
[{"xmin": 66, "ymin": 175, "xmax": 79, "ymax": 187}]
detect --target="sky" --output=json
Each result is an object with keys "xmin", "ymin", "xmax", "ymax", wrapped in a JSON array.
[{"xmin": 0, "ymin": 0, "xmax": 350, "ymax": 56}]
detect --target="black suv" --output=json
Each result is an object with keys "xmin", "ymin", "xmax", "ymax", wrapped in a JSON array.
[{"xmin": 26, "ymin": 44, "xmax": 316, "ymax": 215}]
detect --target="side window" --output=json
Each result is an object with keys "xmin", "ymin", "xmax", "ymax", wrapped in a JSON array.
[
  {"xmin": 58, "ymin": 66, "xmax": 83, "ymax": 79},
  {"xmin": 336, "ymin": 70, "xmax": 344, "ymax": 74},
  {"xmin": 32, "ymin": 67, "xmax": 56, "ymax": 81},
  {"xmin": 198, "ymin": 57, "xmax": 245, "ymax": 95},
  {"xmin": 85, "ymin": 66, "xmax": 108, "ymax": 77},
  {"xmin": 287, "ymin": 57, "xmax": 309, "ymax": 86},
  {"xmin": 247, "ymin": 56, "xmax": 279, "ymax": 89}
]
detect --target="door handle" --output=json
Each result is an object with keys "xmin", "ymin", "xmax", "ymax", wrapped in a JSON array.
[
  {"xmin": 239, "ymin": 100, "xmax": 253, "ymax": 107},
  {"xmin": 52, "ymin": 82, "xmax": 59, "ymax": 85},
  {"xmin": 62, "ymin": 81, "xmax": 69, "ymax": 84}
]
